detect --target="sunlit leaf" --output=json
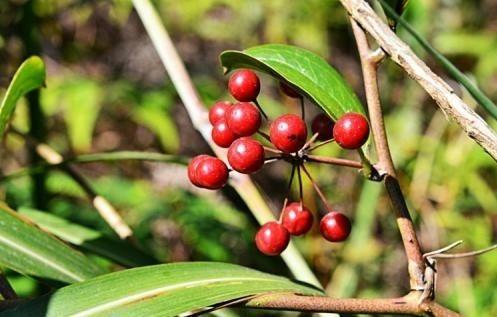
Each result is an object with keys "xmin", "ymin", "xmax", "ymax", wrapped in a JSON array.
[
  {"xmin": 0, "ymin": 56, "xmax": 45, "ymax": 137},
  {"xmin": 220, "ymin": 44, "xmax": 364, "ymax": 120},
  {"xmin": 3, "ymin": 262, "xmax": 323, "ymax": 316},
  {"xmin": 0, "ymin": 203, "xmax": 104, "ymax": 284}
]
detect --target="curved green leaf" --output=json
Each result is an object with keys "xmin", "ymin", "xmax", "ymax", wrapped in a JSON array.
[
  {"xmin": 0, "ymin": 203, "xmax": 104, "ymax": 284},
  {"xmin": 220, "ymin": 44, "xmax": 364, "ymax": 120},
  {"xmin": 0, "ymin": 56, "xmax": 46, "ymax": 137},
  {"xmin": 3, "ymin": 262, "xmax": 323, "ymax": 316},
  {"xmin": 18, "ymin": 208, "xmax": 156, "ymax": 268}
]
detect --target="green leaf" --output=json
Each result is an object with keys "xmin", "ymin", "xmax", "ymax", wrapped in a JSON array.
[
  {"xmin": 18, "ymin": 207, "xmax": 156, "ymax": 268},
  {"xmin": 220, "ymin": 44, "xmax": 364, "ymax": 120},
  {"xmin": 0, "ymin": 56, "xmax": 46, "ymax": 137},
  {"xmin": 0, "ymin": 202, "xmax": 104, "ymax": 284},
  {"xmin": 3, "ymin": 262, "xmax": 323, "ymax": 316}
]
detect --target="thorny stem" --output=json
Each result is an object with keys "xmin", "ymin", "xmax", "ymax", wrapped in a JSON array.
[{"xmin": 351, "ymin": 17, "xmax": 426, "ymax": 292}]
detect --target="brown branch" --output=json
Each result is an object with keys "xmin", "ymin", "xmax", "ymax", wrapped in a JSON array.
[
  {"xmin": 241, "ymin": 293, "xmax": 458, "ymax": 316},
  {"xmin": 340, "ymin": 0, "xmax": 497, "ymax": 161},
  {"xmin": 350, "ymin": 16, "xmax": 425, "ymax": 294}
]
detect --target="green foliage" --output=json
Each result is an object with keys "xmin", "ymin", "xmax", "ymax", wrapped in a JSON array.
[
  {"xmin": 18, "ymin": 208, "xmax": 156, "ymax": 267},
  {"xmin": 0, "ymin": 203, "xmax": 104, "ymax": 284},
  {"xmin": 0, "ymin": 56, "xmax": 45, "ymax": 137},
  {"xmin": 3, "ymin": 262, "xmax": 322, "ymax": 316},
  {"xmin": 221, "ymin": 44, "xmax": 364, "ymax": 120}
]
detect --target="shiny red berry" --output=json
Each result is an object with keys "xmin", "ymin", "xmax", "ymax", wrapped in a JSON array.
[
  {"xmin": 320, "ymin": 211, "xmax": 351, "ymax": 242},
  {"xmin": 311, "ymin": 113, "xmax": 334, "ymax": 141},
  {"xmin": 280, "ymin": 82, "xmax": 300, "ymax": 98},
  {"xmin": 226, "ymin": 102, "xmax": 261, "ymax": 137},
  {"xmin": 187, "ymin": 155, "xmax": 210, "ymax": 187},
  {"xmin": 227, "ymin": 137, "xmax": 264, "ymax": 174},
  {"xmin": 255, "ymin": 221, "xmax": 290, "ymax": 256},
  {"xmin": 281, "ymin": 202, "xmax": 313, "ymax": 236},
  {"xmin": 333, "ymin": 112, "xmax": 369, "ymax": 149},
  {"xmin": 195, "ymin": 156, "xmax": 229, "ymax": 190},
  {"xmin": 209, "ymin": 101, "xmax": 232, "ymax": 125},
  {"xmin": 228, "ymin": 69, "xmax": 260, "ymax": 102},
  {"xmin": 211, "ymin": 119, "xmax": 237, "ymax": 148},
  {"xmin": 269, "ymin": 114, "xmax": 307, "ymax": 153}
]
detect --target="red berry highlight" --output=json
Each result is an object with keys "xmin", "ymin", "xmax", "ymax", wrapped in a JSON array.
[
  {"xmin": 255, "ymin": 221, "xmax": 290, "ymax": 256},
  {"xmin": 211, "ymin": 119, "xmax": 237, "ymax": 148},
  {"xmin": 333, "ymin": 112, "xmax": 370, "ymax": 149},
  {"xmin": 209, "ymin": 101, "xmax": 232, "ymax": 125},
  {"xmin": 269, "ymin": 114, "xmax": 308, "ymax": 153},
  {"xmin": 187, "ymin": 155, "xmax": 210, "ymax": 187},
  {"xmin": 228, "ymin": 69, "xmax": 260, "ymax": 102},
  {"xmin": 280, "ymin": 82, "xmax": 300, "ymax": 98},
  {"xmin": 227, "ymin": 137, "xmax": 264, "ymax": 174},
  {"xmin": 311, "ymin": 113, "xmax": 334, "ymax": 141},
  {"xmin": 281, "ymin": 202, "xmax": 313, "ymax": 236},
  {"xmin": 226, "ymin": 102, "xmax": 261, "ymax": 137},
  {"xmin": 320, "ymin": 211, "xmax": 351, "ymax": 242},
  {"xmin": 193, "ymin": 156, "xmax": 229, "ymax": 190}
]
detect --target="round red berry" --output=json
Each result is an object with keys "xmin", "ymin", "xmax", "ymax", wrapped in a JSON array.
[
  {"xmin": 320, "ymin": 211, "xmax": 351, "ymax": 242},
  {"xmin": 209, "ymin": 101, "xmax": 232, "ymax": 125},
  {"xmin": 281, "ymin": 202, "xmax": 313, "ymax": 236},
  {"xmin": 255, "ymin": 221, "xmax": 290, "ymax": 256},
  {"xmin": 228, "ymin": 69, "xmax": 260, "ymax": 102},
  {"xmin": 226, "ymin": 102, "xmax": 261, "ymax": 137},
  {"xmin": 195, "ymin": 156, "xmax": 229, "ymax": 190},
  {"xmin": 227, "ymin": 137, "xmax": 264, "ymax": 174},
  {"xmin": 187, "ymin": 155, "xmax": 210, "ymax": 187},
  {"xmin": 211, "ymin": 119, "xmax": 237, "ymax": 148},
  {"xmin": 333, "ymin": 112, "xmax": 370, "ymax": 149},
  {"xmin": 269, "ymin": 114, "xmax": 308, "ymax": 153},
  {"xmin": 311, "ymin": 113, "xmax": 334, "ymax": 141},
  {"xmin": 280, "ymin": 82, "xmax": 300, "ymax": 98}
]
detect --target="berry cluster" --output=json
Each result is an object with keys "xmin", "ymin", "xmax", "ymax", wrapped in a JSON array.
[{"xmin": 188, "ymin": 69, "xmax": 370, "ymax": 256}]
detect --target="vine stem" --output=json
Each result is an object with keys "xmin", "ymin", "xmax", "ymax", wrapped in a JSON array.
[
  {"xmin": 305, "ymin": 155, "xmax": 362, "ymax": 169},
  {"xmin": 350, "ymin": 16, "xmax": 426, "ymax": 294}
]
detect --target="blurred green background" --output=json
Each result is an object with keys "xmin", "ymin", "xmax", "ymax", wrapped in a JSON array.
[{"xmin": 0, "ymin": 0, "xmax": 496, "ymax": 316}]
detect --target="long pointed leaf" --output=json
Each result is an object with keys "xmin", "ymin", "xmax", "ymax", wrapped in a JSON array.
[
  {"xmin": 0, "ymin": 203, "xmax": 104, "ymax": 284},
  {"xmin": 220, "ymin": 44, "xmax": 364, "ymax": 120},
  {"xmin": 0, "ymin": 56, "xmax": 46, "ymax": 136},
  {"xmin": 2, "ymin": 262, "xmax": 323, "ymax": 316},
  {"xmin": 18, "ymin": 208, "xmax": 156, "ymax": 268}
]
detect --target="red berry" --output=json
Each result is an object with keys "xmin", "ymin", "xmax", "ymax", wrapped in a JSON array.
[
  {"xmin": 227, "ymin": 137, "xmax": 264, "ymax": 174},
  {"xmin": 269, "ymin": 114, "xmax": 307, "ymax": 153},
  {"xmin": 255, "ymin": 221, "xmax": 290, "ymax": 256},
  {"xmin": 187, "ymin": 155, "xmax": 210, "ymax": 187},
  {"xmin": 228, "ymin": 69, "xmax": 260, "ymax": 102},
  {"xmin": 195, "ymin": 156, "xmax": 229, "ymax": 190},
  {"xmin": 226, "ymin": 102, "xmax": 261, "ymax": 137},
  {"xmin": 281, "ymin": 202, "xmax": 313, "ymax": 236},
  {"xmin": 209, "ymin": 101, "xmax": 232, "ymax": 125},
  {"xmin": 311, "ymin": 113, "xmax": 334, "ymax": 141},
  {"xmin": 320, "ymin": 211, "xmax": 351, "ymax": 242},
  {"xmin": 333, "ymin": 112, "xmax": 370, "ymax": 149},
  {"xmin": 211, "ymin": 119, "xmax": 237, "ymax": 148}
]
